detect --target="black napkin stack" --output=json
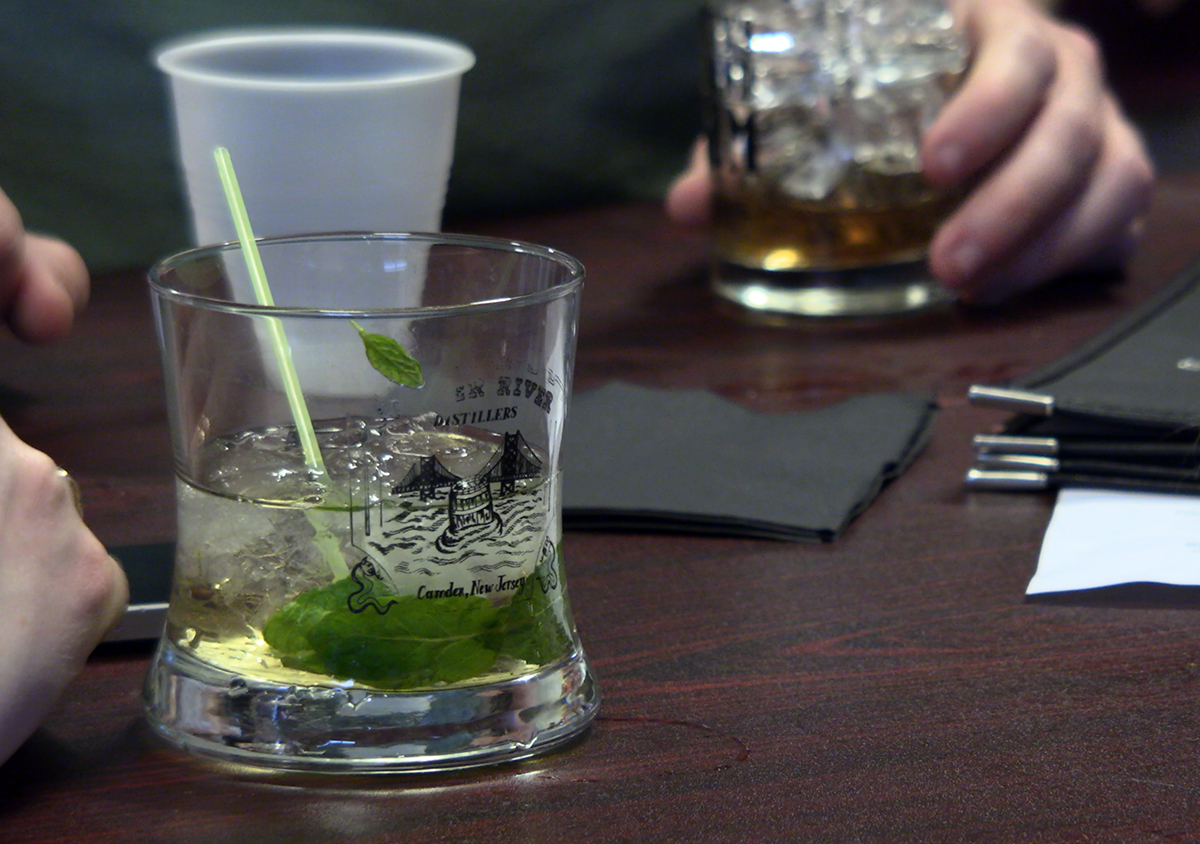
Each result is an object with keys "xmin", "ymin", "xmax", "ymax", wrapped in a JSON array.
[
  {"xmin": 562, "ymin": 383, "xmax": 936, "ymax": 541},
  {"xmin": 966, "ymin": 254, "xmax": 1200, "ymax": 493}
]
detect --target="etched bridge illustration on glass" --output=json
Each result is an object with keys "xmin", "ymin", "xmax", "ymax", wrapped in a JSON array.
[{"xmin": 345, "ymin": 429, "xmax": 554, "ymax": 604}]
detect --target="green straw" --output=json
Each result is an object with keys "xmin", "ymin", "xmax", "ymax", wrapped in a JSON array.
[{"xmin": 213, "ymin": 146, "xmax": 327, "ymax": 479}]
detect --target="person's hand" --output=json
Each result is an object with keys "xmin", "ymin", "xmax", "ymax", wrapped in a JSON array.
[
  {"xmin": 665, "ymin": 0, "xmax": 1155, "ymax": 305},
  {"xmin": 0, "ymin": 186, "xmax": 89, "ymax": 343},
  {"xmin": 665, "ymin": 139, "xmax": 713, "ymax": 230},
  {"xmin": 921, "ymin": 0, "xmax": 1154, "ymax": 303},
  {"xmin": 0, "ymin": 416, "xmax": 128, "ymax": 765},
  {"xmin": 0, "ymin": 184, "xmax": 126, "ymax": 766}
]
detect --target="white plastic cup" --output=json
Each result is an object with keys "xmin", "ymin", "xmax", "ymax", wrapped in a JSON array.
[
  {"xmin": 155, "ymin": 27, "xmax": 476, "ymax": 246},
  {"xmin": 156, "ymin": 28, "xmax": 475, "ymax": 396}
]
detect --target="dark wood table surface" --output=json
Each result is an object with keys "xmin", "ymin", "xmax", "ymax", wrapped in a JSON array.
[{"xmin": 6, "ymin": 179, "xmax": 1200, "ymax": 843}]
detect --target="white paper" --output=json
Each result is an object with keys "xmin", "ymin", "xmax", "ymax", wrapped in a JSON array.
[{"xmin": 1029, "ymin": 487, "xmax": 1200, "ymax": 595}]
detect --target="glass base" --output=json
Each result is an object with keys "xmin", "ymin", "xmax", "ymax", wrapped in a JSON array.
[
  {"xmin": 711, "ymin": 259, "xmax": 955, "ymax": 318},
  {"xmin": 143, "ymin": 638, "xmax": 600, "ymax": 773}
]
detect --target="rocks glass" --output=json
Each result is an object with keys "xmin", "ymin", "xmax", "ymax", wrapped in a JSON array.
[
  {"xmin": 707, "ymin": 0, "xmax": 969, "ymax": 317},
  {"xmin": 143, "ymin": 233, "xmax": 599, "ymax": 772}
]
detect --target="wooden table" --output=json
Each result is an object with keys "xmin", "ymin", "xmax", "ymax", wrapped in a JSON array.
[{"xmin": 5, "ymin": 180, "xmax": 1200, "ymax": 843}]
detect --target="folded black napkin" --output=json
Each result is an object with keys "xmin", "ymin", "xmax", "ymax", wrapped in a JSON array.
[{"xmin": 561, "ymin": 383, "xmax": 937, "ymax": 541}]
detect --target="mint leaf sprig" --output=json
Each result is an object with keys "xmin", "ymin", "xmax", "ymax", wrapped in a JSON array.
[
  {"xmin": 263, "ymin": 579, "xmax": 502, "ymax": 687},
  {"xmin": 351, "ymin": 321, "xmax": 424, "ymax": 388},
  {"xmin": 262, "ymin": 549, "xmax": 570, "ymax": 689}
]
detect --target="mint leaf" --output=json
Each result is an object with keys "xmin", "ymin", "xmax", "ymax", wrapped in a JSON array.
[
  {"xmin": 263, "ymin": 548, "xmax": 573, "ymax": 689},
  {"xmin": 263, "ymin": 578, "xmax": 502, "ymax": 688},
  {"xmin": 496, "ymin": 545, "xmax": 571, "ymax": 665},
  {"xmin": 262, "ymin": 576, "xmax": 348, "ymax": 660},
  {"xmin": 351, "ymin": 321, "xmax": 424, "ymax": 388}
]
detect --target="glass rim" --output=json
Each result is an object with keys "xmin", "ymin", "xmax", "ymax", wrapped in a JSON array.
[
  {"xmin": 154, "ymin": 27, "xmax": 476, "ymax": 91},
  {"xmin": 147, "ymin": 231, "xmax": 586, "ymax": 319}
]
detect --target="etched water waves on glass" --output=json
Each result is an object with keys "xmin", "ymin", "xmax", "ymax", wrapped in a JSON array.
[
  {"xmin": 706, "ymin": 0, "xmax": 969, "ymax": 317},
  {"xmin": 143, "ymin": 232, "xmax": 599, "ymax": 773}
]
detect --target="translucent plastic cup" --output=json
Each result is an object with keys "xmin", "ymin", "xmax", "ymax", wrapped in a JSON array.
[{"xmin": 155, "ymin": 28, "xmax": 475, "ymax": 245}]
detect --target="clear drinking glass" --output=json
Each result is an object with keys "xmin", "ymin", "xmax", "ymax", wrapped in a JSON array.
[
  {"xmin": 143, "ymin": 233, "xmax": 599, "ymax": 772},
  {"xmin": 706, "ymin": 0, "xmax": 970, "ymax": 317}
]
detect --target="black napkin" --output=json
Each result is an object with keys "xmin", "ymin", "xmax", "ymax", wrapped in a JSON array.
[{"xmin": 561, "ymin": 383, "xmax": 937, "ymax": 541}]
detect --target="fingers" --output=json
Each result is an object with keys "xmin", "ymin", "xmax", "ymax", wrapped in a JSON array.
[
  {"xmin": 926, "ymin": 4, "xmax": 1103, "ymax": 289},
  {"xmin": 0, "ymin": 187, "xmax": 89, "ymax": 345},
  {"xmin": 0, "ymin": 426, "xmax": 129, "ymax": 642},
  {"xmin": 958, "ymin": 97, "xmax": 1154, "ymax": 304},
  {"xmin": 665, "ymin": 138, "xmax": 713, "ymax": 226},
  {"xmin": 8, "ymin": 235, "xmax": 90, "ymax": 343},
  {"xmin": 923, "ymin": 0, "xmax": 1070, "ymax": 189},
  {"xmin": 924, "ymin": 0, "xmax": 1154, "ymax": 301},
  {"xmin": 0, "ymin": 187, "xmax": 25, "ymax": 306},
  {"xmin": 0, "ymin": 421, "xmax": 129, "ymax": 763}
]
